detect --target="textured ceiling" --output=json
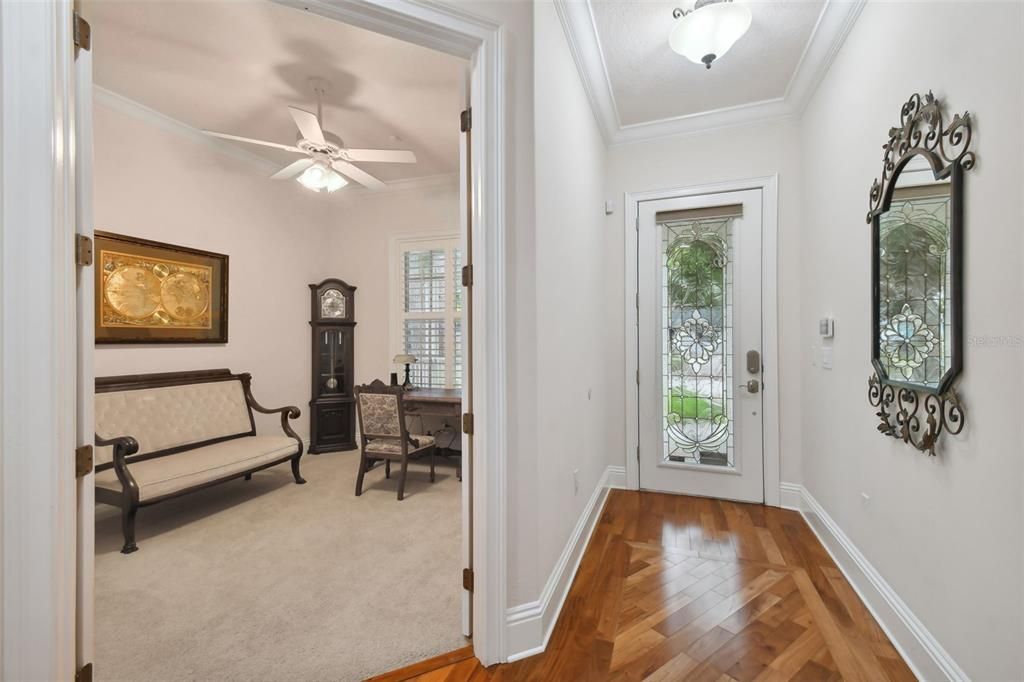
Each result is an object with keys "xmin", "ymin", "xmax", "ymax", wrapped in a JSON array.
[
  {"xmin": 589, "ymin": 0, "xmax": 825, "ymax": 126},
  {"xmin": 83, "ymin": 0, "xmax": 465, "ymax": 181}
]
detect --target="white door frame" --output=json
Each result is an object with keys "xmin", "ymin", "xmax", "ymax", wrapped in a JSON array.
[
  {"xmin": 0, "ymin": 1, "xmax": 79, "ymax": 680},
  {"xmin": 2, "ymin": 0, "xmax": 510, "ymax": 674},
  {"xmin": 624, "ymin": 177, "xmax": 781, "ymax": 507}
]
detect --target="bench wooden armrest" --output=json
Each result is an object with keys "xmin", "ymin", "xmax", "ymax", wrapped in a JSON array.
[
  {"xmin": 238, "ymin": 373, "xmax": 302, "ymax": 445},
  {"xmin": 95, "ymin": 433, "xmax": 140, "ymax": 487}
]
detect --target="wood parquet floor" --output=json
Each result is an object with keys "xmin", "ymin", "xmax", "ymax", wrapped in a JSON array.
[{"xmin": 369, "ymin": 490, "xmax": 915, "ymax": 682}]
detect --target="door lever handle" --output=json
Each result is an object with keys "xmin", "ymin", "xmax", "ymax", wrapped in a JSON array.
[{"xmin": 739, "ymin": 379, "xmax": 760, "ymax": 393}]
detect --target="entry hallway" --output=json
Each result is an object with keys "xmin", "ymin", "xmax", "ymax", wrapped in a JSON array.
[{"xmin": 374, "ymin": 490, "xmax": 914, "ymax": 681}]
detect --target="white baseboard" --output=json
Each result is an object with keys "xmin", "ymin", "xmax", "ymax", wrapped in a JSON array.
[
  {"xmin": 505, "ymin": 464, "xmax": 619, "ymax": 662},
  {"xmin": 778, "ymin": 481, "xmax": 802, "ymax": 511},
  {"xmin": 781, "ymin": 482, "xmax": 968, "ymax": 682}
]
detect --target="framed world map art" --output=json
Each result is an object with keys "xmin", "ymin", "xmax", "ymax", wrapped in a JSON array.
[{"xmin": 95, "ymin": 232, "xmax": 229, "ymax": 344}]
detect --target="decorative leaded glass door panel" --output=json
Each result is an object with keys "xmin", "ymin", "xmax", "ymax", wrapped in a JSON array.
[{"xmin": 637, "ymin": 189, "xmax": 764, "ymax": 503}]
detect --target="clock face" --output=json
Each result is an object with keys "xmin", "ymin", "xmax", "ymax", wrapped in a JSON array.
[{"xmin": 320, "ymin": 288, "xmax": 346, "ymax": 319}]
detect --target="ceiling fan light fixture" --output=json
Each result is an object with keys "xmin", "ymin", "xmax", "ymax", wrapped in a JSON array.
[
  {"xmin": 669, "ymin": 0, "xmax": 752, "ymax": 69},
  {"xmin": 297, "ymin": 161, "xmax": 347, "ymax": 193}
]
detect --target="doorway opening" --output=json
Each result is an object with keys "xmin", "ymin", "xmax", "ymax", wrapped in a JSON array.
[{"xmin": 75, "ymin": 0, "xmax": 500, "ymax": 677}]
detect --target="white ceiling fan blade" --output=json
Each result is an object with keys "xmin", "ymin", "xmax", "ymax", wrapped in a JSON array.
[
  {"xmin": 332, "ymin": 160, "xmax": 386, "ymax": 190},
  {"xmin": 270, "ymin": 157, "xmax": 314, "ymax": 180},
  {"xmin": 202, "ymin": 130, "xmax": 303, "ymax": 153},
  {"xmin": 289, "ymin": 106, "xmax": 325, "ymax": 144},
  {"xmin": 344, "ymin": 149, "xmax": 417, "ymax": 164}
]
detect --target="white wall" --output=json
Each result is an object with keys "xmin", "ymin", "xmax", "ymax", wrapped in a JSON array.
[
  {"xmin": 511, "ymin": 0, "xmax": 621, "ymax": 606},
  {"xmin": 92, "ymin": 103, "xmax": 333, "ymax": 439},
  {"xmin": 606, "ymin": 119, "xmax": 804, "ymax": 485},
  {"xmin": 798, "ymin": 1, "xmax": 1024, "ymax": 678},
  {"xmin": 326, "ymin": 181, "xmax": 460, "ymax": 387}
]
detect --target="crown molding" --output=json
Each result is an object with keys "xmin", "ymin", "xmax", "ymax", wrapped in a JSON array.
[
  {"xmin": 93, "ymin": 86, "xmax": 282, "ymax": 174},
  {"xmin": 554, "ymin": 0, "xmax": 865, "ymax": 146},
  {"xmin": 93, "ymin": 85, "xmax": 458, "ymax": 195}
]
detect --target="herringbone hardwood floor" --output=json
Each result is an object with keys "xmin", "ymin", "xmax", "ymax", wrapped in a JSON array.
[{"xmin": 369, "ymin": 490, "xmax": 915, "ymax": 682}]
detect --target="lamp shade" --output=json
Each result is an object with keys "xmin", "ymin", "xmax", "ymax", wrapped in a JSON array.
[
  {"xmin": 669, "ymin": 1, "xmax": 752, "ymax": 69},
  {"xmin": 393, "ymin": 354, "xmax": 418, "ymax": 364}
]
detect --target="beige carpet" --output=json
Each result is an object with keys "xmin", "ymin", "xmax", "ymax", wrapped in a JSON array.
[{"xmin": 95, "ymin": 450, "xmax": 466, "ymax": 681}]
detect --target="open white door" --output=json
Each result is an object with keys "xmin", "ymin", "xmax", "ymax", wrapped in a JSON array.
[
  {"xmin": 458, "ymin": 80, "xmax": 473, "ymax": 638},
  {"xmin": 73, "ymin": 11, "xmax": 96, "ymax": 677},
  {"xmin": 637, "ymin": 189, "xmax": 765, "ymax": 503}
]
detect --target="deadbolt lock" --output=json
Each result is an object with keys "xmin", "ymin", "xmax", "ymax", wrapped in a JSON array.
[{"xmin": 740, "ymin": 379, "xmax": 760, "ymax": 393}]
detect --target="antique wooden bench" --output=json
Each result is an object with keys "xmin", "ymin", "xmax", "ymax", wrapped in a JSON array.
[{"xmin": 94, "ymin": 369, "xmax": 304, "ymax": 553}]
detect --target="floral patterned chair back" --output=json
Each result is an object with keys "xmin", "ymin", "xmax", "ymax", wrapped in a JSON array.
[{"xmin": 354, "ymin": 380, "xmax": 406, "ymax": 441}]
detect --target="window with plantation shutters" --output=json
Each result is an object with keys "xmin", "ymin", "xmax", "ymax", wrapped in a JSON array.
[{"xmin": 393, "ymin": 236, "xmax": 462, "ymax": 389}]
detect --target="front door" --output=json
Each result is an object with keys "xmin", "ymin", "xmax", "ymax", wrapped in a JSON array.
[{"xmin": 637, "ymin": 189, "xmax": 764, "ymax": 502}]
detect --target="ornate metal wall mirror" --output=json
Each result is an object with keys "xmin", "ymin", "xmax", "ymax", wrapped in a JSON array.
[{"xmin": 866, "ymin": 91, "xmax": 974, "ymax": 454}]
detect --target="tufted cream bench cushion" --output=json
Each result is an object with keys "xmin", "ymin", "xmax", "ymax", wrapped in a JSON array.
[
  {"xmin": 95, "ymin": 435, "xmax": 299, "ymax": 501},
  {"xmin": 95, "ymin": 381, "xmax": 254, "ymax": 466}
]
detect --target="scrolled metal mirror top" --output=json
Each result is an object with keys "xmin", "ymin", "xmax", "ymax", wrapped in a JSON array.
[{"xmin": 866, "ymin": 91, "xmax": 973, "ymax": 455}]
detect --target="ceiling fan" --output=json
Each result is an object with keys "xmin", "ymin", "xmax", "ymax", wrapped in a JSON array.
[{"xmin": 202, "ymin": 81, "xmax": 416, "ymax": 193}]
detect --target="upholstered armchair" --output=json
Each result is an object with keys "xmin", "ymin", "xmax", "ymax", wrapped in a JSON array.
[{"xmin": 354, "ymin": 380, "xmax": 436, "ymax": 500}]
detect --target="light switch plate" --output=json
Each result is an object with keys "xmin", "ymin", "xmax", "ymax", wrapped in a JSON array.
[
  {"xmin": 819, "ymin": 318, "xmax": 834, "ymax": 338},
  {"xmin": 822, "ymin": 346, "xmax": 833, "ymax": 370}
]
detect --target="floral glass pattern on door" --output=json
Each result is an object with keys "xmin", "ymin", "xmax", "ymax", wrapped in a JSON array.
[
  {"xmin": 661, "ymin": 217, "xmax": 734, "ymax": 467},
  {"xmin": 878, "ymin": 185, "xmax": 951, "ymax": 388}
]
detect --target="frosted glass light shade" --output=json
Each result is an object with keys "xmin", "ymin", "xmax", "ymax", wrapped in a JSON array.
[
  {"xmin": 324, "ymin": 169, "xmax": 347, "ymax": 192},
  {"xmin": 297, "ymin": 161, "xmax": 348, "ymax": 193},
  {"xmin": 669, "ymin": 1, "xmax": 752, "ymax": 69},
  {"xmin": 298, "ymin": 162, "xmax": 330, "ymax": 190}
]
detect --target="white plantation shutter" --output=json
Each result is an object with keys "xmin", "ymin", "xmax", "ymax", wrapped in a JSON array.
[{"xmin": 394, "ymin": 237, "xmax": 462, "ymax": 388}]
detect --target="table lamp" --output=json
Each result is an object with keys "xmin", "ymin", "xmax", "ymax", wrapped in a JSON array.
[{"xmin": 393, "ymin": 354, "xmax": 417, "ymax": 390}]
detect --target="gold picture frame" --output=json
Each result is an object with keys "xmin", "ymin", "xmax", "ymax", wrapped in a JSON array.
[{"xmin": 95, "ymin": 232, "xmax": 229, "ymax": 344}]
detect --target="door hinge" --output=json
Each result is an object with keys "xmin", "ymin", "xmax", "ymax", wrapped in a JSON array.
[
  {"xmin": 462, "ymin": 567, "xmax": 474, "ymax": 592},
  {"xmin": 462, "ymin": 412, "xmax": 474, "ymax": 435},
  {"xmin": 460, "ymin": 108, "xmax": 472, "ymax": 133},
  {"xmin": 461, "ymin": 264, "xmax": 473, "ymax": 287},
  {"xmin": 75, "ymin": 234, "xmax": 93, "ymax": 266},
  {"xmin": 635, "ymin": 292, "xmax": 639, "ymax": 311},
  {"xmin": 636, "ymin": 369, "xmax": 640, "ymax": 385},
  {"xmin": 636, "ymin": 445, "xmax": 640, "ymax": 462},
  {"xmin": 76, "ymin": 445, "xmax": 94, "ymax": 478},
  {"xmin": 73, "ymin": 12, "xmax": 91, "ymax": 51}
]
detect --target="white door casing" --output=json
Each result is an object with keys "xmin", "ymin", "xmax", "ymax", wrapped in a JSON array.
[
  {"xmin": 624, "ymin": 177, "xmax": 780, "ymax": 507},
  {"xmin": 637, "ymin": 190, "xmax": 764, "ymax": 502},
  {"xmin": 74, "ymin": 23, "xmax": 97, "ymax": 673}
]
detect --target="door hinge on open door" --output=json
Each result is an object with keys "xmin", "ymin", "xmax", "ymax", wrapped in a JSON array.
[
  {"xmin": 462, "ymin": 412, "xmax": 474, "ymax": 435},
  {"xmin": 75, "ymin": 234, "xmax": 93, "ymax": 266},
  {"xmin": 76, "ymin": 445, "xmax": 94, "ymax": 478},
  {"xmin": 76, "ymin": 662, "xmax": 93, "ymax": 682},
  {"xmin": 73, "ymin": 12, "xmax": 91, "ymax": 51},
  {"xmin": 461, "ymin": 264, "xmax": 473, "ymax": 287},
  {"xmin": 462, "ymin": 567, "xmax": 474, "ymax": 592},
  {"xmin": 460, "ymin": 108, "xmax": 472, "ymax": 133}
]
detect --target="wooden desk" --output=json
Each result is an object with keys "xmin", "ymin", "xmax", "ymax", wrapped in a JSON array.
[
  {"xmin": 402, "ymin": 388, "xmax": 462, "ymax": 418},
  {"xmin": 401, "ymin": 388, "xmax": 463, "ymax": 479}
]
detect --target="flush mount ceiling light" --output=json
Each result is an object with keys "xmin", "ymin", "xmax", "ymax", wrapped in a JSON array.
[{"xmin": 669, "ymin": 0, "xmax": 752, "ymax": 70}]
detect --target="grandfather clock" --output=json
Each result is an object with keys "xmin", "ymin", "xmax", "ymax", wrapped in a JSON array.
[{"xmin": 309, "ymin": 279, "xmax": 356, "ymax": 453}]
